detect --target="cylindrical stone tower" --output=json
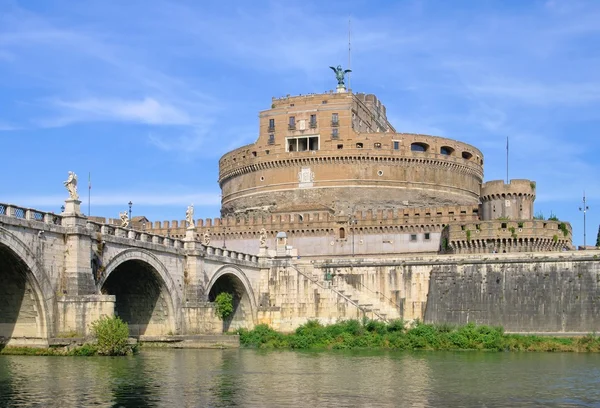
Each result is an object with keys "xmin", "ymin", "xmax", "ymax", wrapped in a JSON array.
[{"xmin": 480, "ymin": 179, "xmax": 536, "ymax": 220}]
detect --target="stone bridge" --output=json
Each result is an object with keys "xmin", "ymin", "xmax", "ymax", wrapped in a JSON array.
[{"xmin": 0, "ymin": 200, "xmax": 264, "ymax": 346}]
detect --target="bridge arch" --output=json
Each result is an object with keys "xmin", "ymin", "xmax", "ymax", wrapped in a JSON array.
[
  {"xmin": 0, "ymin": 227, "xmax": 52, "ymax": 342},
  {"xmin": 99, "ymin": 249, "xmax": 180, "ymax": 337},
  {"xmin": 206, "ymin": 265, "xmax": 257, "ymax": 332}
]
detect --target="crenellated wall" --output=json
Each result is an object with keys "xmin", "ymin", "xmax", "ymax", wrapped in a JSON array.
[{"xmin": 441, "ymin": 219, "xmax": 572, "ymax": 254}]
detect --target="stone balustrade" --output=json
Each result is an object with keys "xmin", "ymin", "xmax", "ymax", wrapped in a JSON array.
[
  {"xmin": 0, "ymin": 202, "xmax": 62, "ymax": 225},
  {"xmin": 1, "ymin": 202, "xmax": 263, "ymax": 264}
]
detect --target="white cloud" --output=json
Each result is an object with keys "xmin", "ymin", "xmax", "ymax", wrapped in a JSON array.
[
  {"xmin": 9, "ymin": 192, "xmax": 221, "ymax": 208},
  {"xmin": 0, "ymin": 121, "xmax": 19, "ymax": 131},
  {"xmin": 47, "ymin": 97, "xmax": 192, "ymax": 125}
]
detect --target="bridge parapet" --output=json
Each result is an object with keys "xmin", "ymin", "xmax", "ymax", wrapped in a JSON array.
[
  {"xmin": 85, "ymin": 221, "xmax": 185, "ymax": 250},
  {"xmin": 0, "ymin": 203, "xmax": 62, "ymax": 226}
]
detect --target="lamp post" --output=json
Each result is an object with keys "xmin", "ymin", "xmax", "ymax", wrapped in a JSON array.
[
  {"xmin": 128, "ymin": 201, "xmax": 133, "ymax": 228},
  {"xmin": 579, "ymin": 192, "xmax": 590, "ymax": 248}
]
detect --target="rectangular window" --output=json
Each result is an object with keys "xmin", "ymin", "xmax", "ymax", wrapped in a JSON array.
[
  {"xmin": 332, "ymin": 113, "xmax": 339, "ymax": 126},
  {"xmin": 424, "ymin": 232, "xmax": 430, "ymax": 240},
  {"xmin": 286, "ymin": 135, "xmax": 320, "ymax": 152},
  {"xmin": 393, "ymin": 140, "xmax": 400, "ymax": 150},
  {"xmin": 268, "ymin": 118, "xmax": 275, "ymax": 131},
  {"xmin": 410, "ymin": 234, "xmax": 417, "ymax": 242},
  {"xmin": 268, "ymin": 134, "xmax": 275, "ymax": 145},
  {"xmin": 288, "ymin": 116, "xmax": 295, "ymax": 129},
  {"xmin": 310, "ymin": 114, "xmax": 317, "ymax": 128},
  {"xmin": 337, "ymin": 144, "xmax": 343, "ymax": 149},
  {"xmin": 374, "ymin": 142, "xmax": 381, "ymax": 149},
  {"xmin": 332, "ymin": 128, "xmax": 339, "ymax": 139}
]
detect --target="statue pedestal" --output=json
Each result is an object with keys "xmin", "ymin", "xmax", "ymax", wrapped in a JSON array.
[
  {"xmin": 258, "ymin": 246, "xmax": 269, "ymax": 258},
  {"xmin": 336, "ymin": 84, "xmax": 347, "ymax": 93},
  {"xmin": 63, "ymin": 199, "xmax": 82, "ymax": 215},
  {"xmin": 185, "ymin": 227, "xmax": 197, "ymax": 241}
]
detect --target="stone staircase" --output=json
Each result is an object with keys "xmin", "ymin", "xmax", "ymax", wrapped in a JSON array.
[
  {"xmin": 330, "ymin": 274, "xmax": 401, "ymax": 321},
  {"xmin": 288, "ymin": 263, "xmax": 401, "ymax": 322}
]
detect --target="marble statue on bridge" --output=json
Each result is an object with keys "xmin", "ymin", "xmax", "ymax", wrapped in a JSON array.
[
  {"xmin": 259, "ymin": 228, "xmax": 267, "ymax": 248},
  {"xmin": 186, "ymin": 204, "xmax": 195, "ymax": 229},
  {"xmin": 119, "ymin": 211, "xmax": 129, "ymax": 228},
  {"xmin": 63, "ymin": 171, "xmax": 79, "ymax": 200}
]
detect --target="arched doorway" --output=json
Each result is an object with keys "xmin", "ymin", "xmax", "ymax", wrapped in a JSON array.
[
  {"xmin": 0, "ymin": 243, "xmax": 47, "ymax": 342},
  {"xmin": 101, "ymin": 258, "xmax": 176, "ymax": 337},
  {"xmin": 207, "ymin": 269, "xmax": 255, "ymax": 332}
]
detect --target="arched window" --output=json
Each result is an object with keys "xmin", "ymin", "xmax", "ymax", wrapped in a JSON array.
[
  {"xmin": 411, "ymin": 142, "xmax": 429, "ymax": 152},
  {"xmin": 339, "ymin": 227, "xmax": 346, "ymax": 239},
  {"xmin": 462, "ymin": 151, "xmax": 473, "ymax": 160},
  {"xmin": 440, "ymin": 146, "xmax": 454, "ymax": 155}
]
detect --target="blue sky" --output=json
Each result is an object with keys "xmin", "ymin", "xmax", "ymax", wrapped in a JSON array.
[{"xmin": 1, "ymin": 0, "xmax": 599, "ymax": 246}]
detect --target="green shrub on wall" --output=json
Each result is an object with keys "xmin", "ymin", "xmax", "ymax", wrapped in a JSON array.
[
  {"xmin": 215, "ymin": 292, "xmax": 234, "ymax": 320},
  {"xmin": 91, "ymin": 315, "xmax": 132, "ymax": 356}
]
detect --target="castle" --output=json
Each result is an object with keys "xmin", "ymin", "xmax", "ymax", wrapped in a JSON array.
[{"xmin": 113, "ymin": 82, "xmax": 573, "ymax": 257}]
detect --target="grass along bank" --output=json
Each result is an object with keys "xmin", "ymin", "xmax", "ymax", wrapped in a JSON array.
[
  {"xmin": 236, "ymin": 320, "xmax": 600, "ymax": 352},
  {"xmin": 0, "ymin": 316, "xmax": 138, "ymax": 357}
]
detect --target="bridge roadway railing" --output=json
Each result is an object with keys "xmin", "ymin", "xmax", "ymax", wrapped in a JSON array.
[
  {"xmin": 0, "ymin": 202, "xmax": 259, "ymax": 264},
  {"xmin": 86, "ymin": 220, "xmax": 259, "ymax": 262},
  {"xmin": 0, "ymin": 203, "xmax": 63, "ymax": 225}
]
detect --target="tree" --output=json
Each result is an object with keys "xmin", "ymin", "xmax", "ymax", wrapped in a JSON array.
[{"xmin": 596, "ymin": 225, "xmax": 600, "ymax": 247}]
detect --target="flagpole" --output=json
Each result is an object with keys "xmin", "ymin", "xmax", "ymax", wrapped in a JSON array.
[
  {"xmin": 88, "ymin": 172, "xmax": 91, "ymax": 217},
  {"xmin": 506, "ymin": 137, "xmax": 509, "ymax": 184}
]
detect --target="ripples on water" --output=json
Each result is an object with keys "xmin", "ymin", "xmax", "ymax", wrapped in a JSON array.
[{"xmin": 1, "ymin": 349, "xmax": 600, "ymax": 407}]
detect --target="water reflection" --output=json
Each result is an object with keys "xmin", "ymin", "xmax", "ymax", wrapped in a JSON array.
[
  {"xmin": 1, "ymin": 350, "xmax": 600, "ymax": 407},
  {"xmin": 209, "ymin": 350, "xmax": 241, "ymax": 407},
  {"xmin": 109, "ymin": 357, "xmax": 160, "ymax": 407}
]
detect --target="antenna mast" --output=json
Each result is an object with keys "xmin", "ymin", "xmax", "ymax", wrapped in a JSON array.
[{"xmin": 348, "ymin": 17, "xmax": 352, "ymax": 91}]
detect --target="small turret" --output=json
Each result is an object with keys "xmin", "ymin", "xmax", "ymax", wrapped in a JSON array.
[{"xmin": 480, "ymin": 179, "xmax": 536, "ymax": 220}]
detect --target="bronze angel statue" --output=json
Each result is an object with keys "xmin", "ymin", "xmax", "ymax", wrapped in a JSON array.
[{"xmin": 330, "ymin": 65, "xmax": 352, "ymax": 86}]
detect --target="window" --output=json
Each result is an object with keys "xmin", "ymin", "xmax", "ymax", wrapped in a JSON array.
[
  {"xmin": 462, "ymin": 151, "xmax": 473, "ymax": 160},
  {"xmin": 268, "ymin": 134, "xmax": 275, "ymax": 145},
  {"xmin": 332, "ymin": 128, "xmax": 339, "ymax": 139},
  {"xmin": 410, "ymin": 234, "xmax": 417, "ymax": 242},
  {"xmin": 411, "ymin": 142, "xmax": 429, "ymax": 152},
  {"xmin": 310, "ymin": 114, "xmax": 317, "ymax": 128},
  {"xmin": 440, "ymin": 146, "xmax": 454, "ymax": 155},
  {"xmin": 339, "ymin": 227, "xmax": 346, "ymax": 239},
  {"xmin": 268, "ymin": 118, "xmax": 275, "ymax": 131},
  {"xmin": 337, "ymin": 144, "xmax": 343, "ymax": 149},
  {"xmin": 393, "ymin": 140, "xmax": 400, "ymax": 150},
  {"xmin": 374, "ymin": 142, "xmax": 382, "ymax": 149},
  {"xmin": 356, "ymin": 143, "xmax": 363, "ymax": 148},
  {"xmin": 332, "ymin": 113, "xmax": 339, "ymax": 126},
  {"xmin": 288, "ymin": 116, "xmax": 296, "ymax": 130},
  {"xmin": 286, "ymin": 135, "xmax": 319, "ymax": 152},
  {"xmin": 424, "ymin": 232, "xmax": 430, "ymax": 240}
]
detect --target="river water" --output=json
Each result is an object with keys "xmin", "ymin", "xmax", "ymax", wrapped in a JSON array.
[{"xmin": 0, "ymin": 349, "xmax": 599, "ymax": 407}]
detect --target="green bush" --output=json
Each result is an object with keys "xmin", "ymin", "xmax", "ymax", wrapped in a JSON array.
[
  {"xmin": 91, "ymin": 315, "xmax": 132, "ymax": 356},
  {"xmin": 215, "ymin": 292, "xmax": 234, "ymax": 320}
]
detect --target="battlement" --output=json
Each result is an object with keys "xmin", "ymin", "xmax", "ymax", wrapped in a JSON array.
[
  {"xmin": 481, "ymin": 179, "xmax": 536, "ymax": 199},
  {"xmin": 137, "ymin": 203, "xmax": 481, "ymax": 240},
  {"xmin": 442, "ymin": 219, "xmax": 572, "ymax": 254}
]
